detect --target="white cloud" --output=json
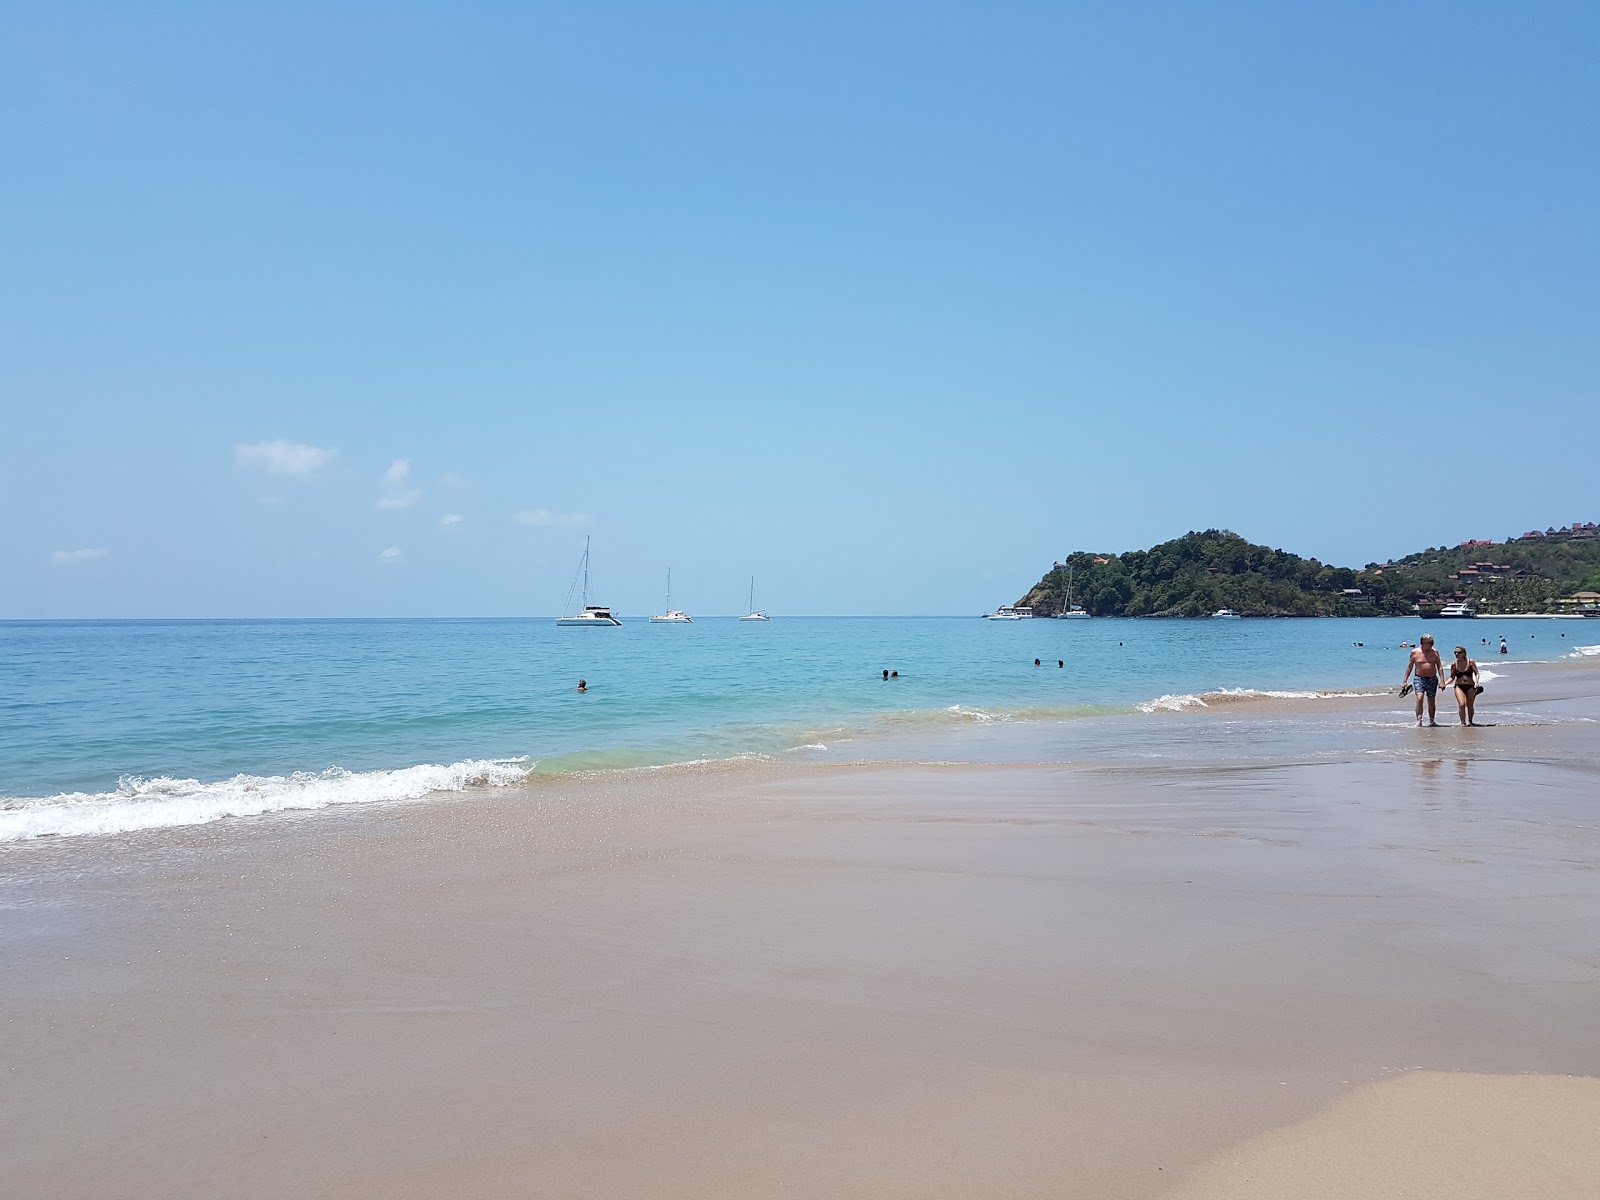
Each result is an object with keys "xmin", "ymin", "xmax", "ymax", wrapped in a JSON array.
[
  {"xmin": 378, "ymin": 457, "xmax": 423, "ymax": 509},
  {"xmin": 379, "ymin": 546, "xmax": 402, "ymax": 561},
  {"xmin": 50, "ymin": 547, "xmax": 109, "ymax": 566},
  {"xmin": 440, "ymin": 513, "xmax": 464, "ymax": 528},
  {"xmin": 235, "ymin": 439, "xmax": 336, "ymax": 477},
  {"xmin": 514, "ymin": 508, "xmax": 590, "ymax": 528}
]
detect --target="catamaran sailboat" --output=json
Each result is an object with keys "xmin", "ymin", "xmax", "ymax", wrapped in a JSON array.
[
  {"xmin": 556, "ymin": 537, "xmax": 621, "ymax": 626},
  {"xmin": 1055, "ymin": 564, "xmax": 1091, "ymax": 618},
  {"xmin": 739, "ymin": 577, "xmax": 770, "ymax": 621},
  {"xmin": 650, "ymin": 568, "xmax": 692, "ymax": 622}
]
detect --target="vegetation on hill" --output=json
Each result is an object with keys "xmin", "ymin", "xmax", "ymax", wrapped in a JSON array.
[
  {"xmin": 1365, "ymin": 537, "xmax": 1600, "ymax": 613},
  {"xmin": 1016, "ymin": 528, "xmax": 1600, "ymax": 617}
]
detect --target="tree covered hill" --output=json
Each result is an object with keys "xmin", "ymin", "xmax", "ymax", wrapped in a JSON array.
[{"xmin": 1016, "ymin": 528, "xmax": 1600, "ymax": 617}]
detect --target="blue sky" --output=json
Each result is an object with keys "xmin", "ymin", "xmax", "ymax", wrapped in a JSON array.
[{"xmin": 3, "ymin": 2, "xmax": 1596, "ymax": 618}]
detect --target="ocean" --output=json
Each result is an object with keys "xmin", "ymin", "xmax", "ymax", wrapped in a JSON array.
[{"xmin": 3, "ymin": 615, "xmax": 1594, "ymax": 840}]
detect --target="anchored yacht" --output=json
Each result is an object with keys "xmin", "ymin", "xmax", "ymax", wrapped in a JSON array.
[
  {"xmin": 739, "ymin": 577, "xmax": 770, "ymax": 621},
  {"xmin": 650, "ymin": 569, "xmax": 692, "ymax": 623},
  {"xmin": 985, "ymin": 605, "xmax": 1034, "ymax": 620},
  {"xmin": 1055, "ymin": 565, "xmax": 1091, "ymax": 618},
  {"xmin": 556, "ymin": 538, "xmax": 621, "ymax": 626}
]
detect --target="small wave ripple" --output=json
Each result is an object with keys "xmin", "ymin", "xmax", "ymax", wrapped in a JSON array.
[
  {"xmin": 0, "ymin": 758, "xmax": 530, "ymax": 842},
  {"xmin": 1569, "ymin": 644, "xmax": 1600, "ymax": 658}
]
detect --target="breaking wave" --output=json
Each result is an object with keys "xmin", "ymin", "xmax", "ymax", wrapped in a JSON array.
[
  {"xmin": 0, "ymin": 759, "xmax": 530, "ymax": 842},
  {"xmin": 1136, "ymin": 686, "xmax": 1391, "ymax": 714}
]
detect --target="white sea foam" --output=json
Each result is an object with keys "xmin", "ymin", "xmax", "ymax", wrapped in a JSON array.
[
  {"xmin": 1211, "ymin": 686, "xmax": 1392, "ymax": 700},
  {"xmin": 1138, "ymin": 686, "xmax": 1390, "ymax": 713},
  {"xmin": 1476, "ymin": 668, "xmax": 1503, "ymax": 682},
  {"xmin": 945, "ymin": 704, "xmax": 995, "ymax": 722},
  {"xmin": 1569, "ymin": 644, "xmax": 1600, "ymax": 658},
  {"xmin": 0, "ymin": 758, "xmax": 530, "ymax": 842},
  {"xmin": 1138, "ymin": 693, "xmax": 1209, "ymax": 713}
]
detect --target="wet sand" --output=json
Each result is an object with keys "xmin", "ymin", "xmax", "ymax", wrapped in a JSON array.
[{"xmin": 3, "ymin": 665, "xmax": 1598, "ymax": 1197}]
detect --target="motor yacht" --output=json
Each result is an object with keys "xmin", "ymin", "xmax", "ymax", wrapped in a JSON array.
[{"xmin": 985, "ymin": 605, "xmax": 1034, "ymax": 620}]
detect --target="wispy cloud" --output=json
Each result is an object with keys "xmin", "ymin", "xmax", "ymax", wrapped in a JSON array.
[
  {"xmin": 378, "ymin": 457, "xmax": 423, "ymax": 509},
  {"xmin": 514, "ymin": 508, "xmax": 590, "ymax": 528},
  {"xmin": 236, "ymin": 439, "xmax": 336, "ymax": 478},
  {"xmin": 379, "ymin": 546, "xmax": 402, "ymax": 561},
  {"xmin": 51, "ymin": 547, "xmax": 109, "ymax": 566},
  {"xmin": 440, "ymin": 513, "xmax": 464, "ymax": 528}
]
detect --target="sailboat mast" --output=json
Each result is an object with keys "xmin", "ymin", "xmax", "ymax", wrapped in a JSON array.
[{"xmin": 582, "ymin": 536, "xmax": 590, "ymax": 607}]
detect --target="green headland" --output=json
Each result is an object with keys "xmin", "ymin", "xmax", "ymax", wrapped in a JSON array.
[{"xmin": 1018, "ymin": 526, "xmax": 1600, "ymax": 618}]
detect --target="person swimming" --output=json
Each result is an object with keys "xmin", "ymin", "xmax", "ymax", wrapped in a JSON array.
[{"xmin": 577, "ymin": 679, "xmax": 587, "ymax": 692}]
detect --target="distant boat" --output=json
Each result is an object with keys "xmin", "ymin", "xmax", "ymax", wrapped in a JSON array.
[
  {"xmin": 739, "ymin": 577, "xmax": 770, "ymax": 621},
  {"xmin": 1055, "ymin": 565, "xmax": 1091, "ymax": 618},
  {"xmin": 1437, "ymin": 602, "xmax": 1477, "ymax": 619},
  {"xmin": 556, "ymin": 537, "xmax": 621, "ymax": 627},
  {"xmin": 985, "ymin": 605, "xmax": 1034, "ymax": 620},
  {"xmin": 1212, "ymin": 608, "xmax": 1241, "ymax": 619},
  {"xmin": 650, "ymin": 568, "xmax": 692, "ymax": 623}
]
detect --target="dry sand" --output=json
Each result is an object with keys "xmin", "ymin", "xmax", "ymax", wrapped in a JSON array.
[
  {"xmin": 3, "ymin": 670, "xmax": 1598, "ymax": 1198},
  {"xmin": 1160, "ymin": 1071, "xmax": 1600, "ymax": 1199}
]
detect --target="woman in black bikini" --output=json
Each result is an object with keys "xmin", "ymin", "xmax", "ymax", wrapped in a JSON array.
[{"xmin": 1449, "ymin": 646, "xmax": 1479, "ymax": 726}]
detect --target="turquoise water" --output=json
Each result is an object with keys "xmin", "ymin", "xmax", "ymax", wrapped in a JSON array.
[{"xmin": 3, "ymin": 615, "xmax": 1592, "ymax": 839}]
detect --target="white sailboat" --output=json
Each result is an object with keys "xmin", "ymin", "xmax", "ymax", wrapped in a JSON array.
[
  {"xmin": 1055, "ymin": 564, "xmax": 1091, "ymax": 618},
  {"xmin": 650, "ymin": 568, "xmax": 692, "ymax": 623},
  {"xmin": 739, "ymin": 577, "xmax": 770, "ymax": 621},
  {"xmin": 556, "ymin": 537, "xmax": 621, "ymax": 626}
]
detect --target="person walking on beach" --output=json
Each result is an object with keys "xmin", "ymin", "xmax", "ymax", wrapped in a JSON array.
[
  {"xmin": 1401, "ymin": 634, "xmax": 1444, "ymax": 726},
  {"xmin": 1449, "ymin": 646, "xmax": 1480, "ymax": 726}
]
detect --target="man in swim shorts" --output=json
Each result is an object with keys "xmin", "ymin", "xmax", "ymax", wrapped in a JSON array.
[{"xmin": 1401, "ymin": 634, "xmax": 1444, "ymax": 726}]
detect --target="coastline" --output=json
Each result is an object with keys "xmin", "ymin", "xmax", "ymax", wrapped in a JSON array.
[
  {"xmin": 4, "ymin": 659, "xmax": 1598, "ymax": 1197},
  {"xmin": 5, "ymin": 618, "xmax": 1596, "ymax": 843}
]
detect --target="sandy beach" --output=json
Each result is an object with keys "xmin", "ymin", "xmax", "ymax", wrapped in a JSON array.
[{"xmin": 4, "ymin": 662, "xmax": 1599, "ymax": 1198}]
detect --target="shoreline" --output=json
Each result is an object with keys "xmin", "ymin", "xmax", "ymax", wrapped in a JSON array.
[{"xmin": 6, "ymin": 647, "xmax": 1598, "ymax": 843}]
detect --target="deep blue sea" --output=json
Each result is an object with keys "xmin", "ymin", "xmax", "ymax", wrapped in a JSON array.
[{"xmin": 3, "ymin": 615, "xmax": 1594, "ymax": 840}]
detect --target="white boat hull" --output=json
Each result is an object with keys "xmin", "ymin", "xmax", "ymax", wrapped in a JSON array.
[
  {"xmin": 739, "ymin": 612, "xmax": 770, "ymax": 622},
  {"xmin": 650, "ymin": 611, "xmax": 692, "ymax": 623},
  {"xmin": 557, "ymin": 614, "xmax": 621, "ymax": 627}
]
